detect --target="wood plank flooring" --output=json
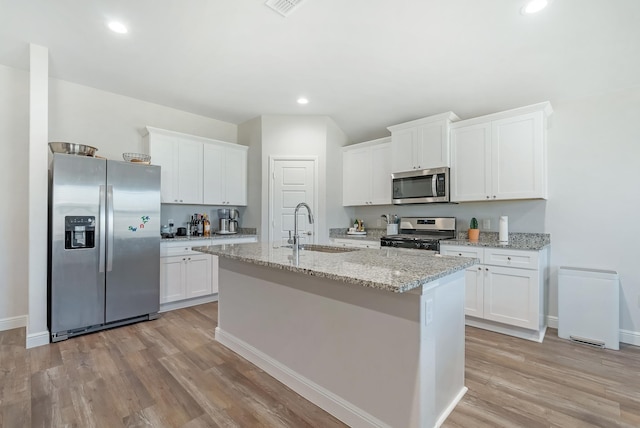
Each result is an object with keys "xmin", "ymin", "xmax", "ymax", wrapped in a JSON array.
[{"xmin": 1, "ymin": 302, "xmax": 639, "ymax": 427}]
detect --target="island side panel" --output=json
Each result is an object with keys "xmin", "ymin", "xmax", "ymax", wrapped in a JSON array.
[
  {"xmin": 432, "ymin": 271, "xmax": 467, "ymax": 425},
  {"xmin": 215, "ymin": 258, "xmax": 465, "ymax": 428}
]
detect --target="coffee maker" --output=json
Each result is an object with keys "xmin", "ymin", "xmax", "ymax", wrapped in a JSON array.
[
  {"xmin": 217, "ymin": 208, "xmax": 238, "ymax": 234},
  {"xmin": 229, "ymin": 209, "xmax": 239, "ymax": 233}
]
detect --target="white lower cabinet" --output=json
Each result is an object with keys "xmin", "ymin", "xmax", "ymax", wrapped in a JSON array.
[
  {"xmin": 463, "ymin": 265, "xmax": 484, "ymax": 318},
  {"xmin": 160, "ymin": 253, "xmax": 214, "ymax": 303},
  {"xmin": 441, "ymin": 244, "xmax": 548, "ymax": 341},
  {"xmin": 159, "ymin": 237, "xmax": 256, "ymax": 310}
]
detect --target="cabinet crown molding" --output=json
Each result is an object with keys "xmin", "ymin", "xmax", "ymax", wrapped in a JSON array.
[
  {"xmin": 450, "ymin": 101, "xmax": 553, "ymax": 129},
  {"xmin": 144, "ymin": 126, "xmax": 246, "ymax": 151},
  {"xmin": 387, "ymin": 111, "xmax": 460, "ymax": 132},
  {"xmin": 342, "ymin": 136, "xmax": 391, "ymax": 151}
]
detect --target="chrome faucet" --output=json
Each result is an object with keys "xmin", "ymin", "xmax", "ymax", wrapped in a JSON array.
[{"xmin": 289, "ymin": 202, "xmax": 314, "ymax": 252}]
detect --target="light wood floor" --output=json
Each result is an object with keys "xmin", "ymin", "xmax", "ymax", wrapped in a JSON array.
[{"xmin": 1, "ymin": 303, "xmax": 638, "ymax": 427}]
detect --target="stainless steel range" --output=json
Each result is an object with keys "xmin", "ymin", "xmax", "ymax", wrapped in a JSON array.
[{"xmin": 380, "ymin": 217, "xmax": 456, "ymax": 252}]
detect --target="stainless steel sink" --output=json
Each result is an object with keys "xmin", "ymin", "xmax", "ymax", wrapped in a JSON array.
[{"xmin": 283, "ymin": 244, "xmax": 359, "ymax": 253}]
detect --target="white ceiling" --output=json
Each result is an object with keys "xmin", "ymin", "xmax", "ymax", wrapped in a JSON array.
[{"xmin": 1, "ymin": 0, "xmax": 639, "ymax": 142}]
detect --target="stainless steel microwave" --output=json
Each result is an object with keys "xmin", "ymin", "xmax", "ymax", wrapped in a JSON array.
[{"xmin": 391, "ymin": 167, "xmax": 450, "ymax": 204}]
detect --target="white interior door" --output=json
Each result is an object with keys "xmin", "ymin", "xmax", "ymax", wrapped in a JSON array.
[{"xmin": 271, "ymin": 159, "xmax": 316, "ymax": 246}]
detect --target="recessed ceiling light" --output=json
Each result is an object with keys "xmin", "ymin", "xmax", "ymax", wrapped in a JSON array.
[
  {"xmin": 107, "ymin": 21, "xmax": 128, "ymax": 34},
  {"xmin": 521, "ymin": 0, "xmax": 548, "ymax": 14},
  {"xmin": 297, "ymin": 97, "xmax": 309, "ymax": 105}
]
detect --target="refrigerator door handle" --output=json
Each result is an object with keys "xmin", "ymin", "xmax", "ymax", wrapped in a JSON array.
[
  {"xmin": 99, "ymin": 185, "xmax": 106, "ymax": 272},
  {"xmin": 107, "ymin": 184, "xmax": 114, "ymax": 272}
]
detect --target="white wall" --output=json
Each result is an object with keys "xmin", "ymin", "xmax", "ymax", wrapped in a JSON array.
[
  {"xmin": 0, "ymin": 65, "xmax": 29, "ymax": 329},
  {"xmin": 0, "ymin": 63, "xmax": 240, "ymax": 334},
  {"xmin": 49, "ymin": 78, "xmax": 237, "ymax": 160},
  {"xmin": 326, "ymin": 117, "xmax": 352, "ymax": 230},
  {"xmin": 27, "ymin": 44, "xmax": 50, "ymax": 347},
  {"xmin": 259, "ymin": 115, "xmax": 351, "ymax": 243},
  {"xmin": 546, "ymin": 87, "xmax": 640, "ymax": 339},
  {"xmin": 355, "ymin": 87, "xmax": 640, "ymax": 341},
  {"xmin": 238, "ymin": 116, "xmax": 263, "ymax": 235}
]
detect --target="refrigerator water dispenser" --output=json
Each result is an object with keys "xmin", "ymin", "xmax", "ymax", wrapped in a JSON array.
[{"xmin": 65, "ymin": 216, "xmax": 96, "ymax": 249}]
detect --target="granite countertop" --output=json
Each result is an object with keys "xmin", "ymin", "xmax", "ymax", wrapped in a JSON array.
[
  {"xmin": 161, "ymin": 233, "xmax": 258, "ymax": 242},
  {"xmin": 192, "ymin": 242, "xmax": 476, "ymax": 293},
  {"xmin": 441, "ymin": 232, "xmax": 550, "ymax": 251}
]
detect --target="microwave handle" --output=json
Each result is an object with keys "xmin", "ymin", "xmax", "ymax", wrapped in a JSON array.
[{"xmin": 432, "ymin": 175, "xmax": 437, "ymax": 197}]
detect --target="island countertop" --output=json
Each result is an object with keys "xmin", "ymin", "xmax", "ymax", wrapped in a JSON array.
[{"xmin": 193, "ymin": 242, "xmax": 477, "ymax": 293}]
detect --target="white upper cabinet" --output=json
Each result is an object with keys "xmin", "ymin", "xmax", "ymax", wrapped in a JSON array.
[
  {"xmin": 388, "ymin": 112, "xmax": 460, "ymax": 172},
  {"xmin": 450, "ymin": 102, "xmax": 552, "ymax": 202},
  {"xmin": 146, "ymin": 130, "xmax": 202, "ymax": 204},
  {"xmin": 343, "ymin": 137, "xmax": 392, "ymax": 206},
  {"xmin": 144, "ymin": 126, "xmax": 248, "ymax": 206},
  {"xmin": 177, "ymin": 139, "xmax": 204, "ymax": 204},
  {"xmin": 203, "ymin": 143, "xmax": 248, "ymax": 206}
]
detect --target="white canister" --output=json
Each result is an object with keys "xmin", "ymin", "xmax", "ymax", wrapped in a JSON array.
[
  {"xmin": 386, "ymin": 224, "xmax": 399, "ymax": 235},
  {"xmin": 499, "ymin": 216, "xmax": 509, "ymax": 243}
]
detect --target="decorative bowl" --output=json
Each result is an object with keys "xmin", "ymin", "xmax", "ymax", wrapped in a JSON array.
[{"xmin": 49, "ymin": 142, "xmax": 98, "ymax": 156}]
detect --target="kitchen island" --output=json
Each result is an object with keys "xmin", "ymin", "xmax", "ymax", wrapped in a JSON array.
[{"xmin": 193, "ymin": 242, "xmax": 477, "ymax": 428}]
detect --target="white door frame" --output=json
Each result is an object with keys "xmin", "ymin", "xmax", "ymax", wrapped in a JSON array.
[{"xmin": 268, "ymin": 156, "xmax": 319, "ymax": 245}]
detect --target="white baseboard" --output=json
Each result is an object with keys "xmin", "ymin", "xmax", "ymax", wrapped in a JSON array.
[
  {"xmin": 27, "ymin": 330, "xmax": 50, "ymax": 348},
  {"xmin": 215, "ymin": 327, "xmax": 392, "ymax": 428},
  {"xmin": 0, "ymin": 315, "xmax": 27, "ymax": 332},
  {"xmin": 435, "ymin": 386, "xmax": 467, "ymax": 428},
  {"xmin": 466, "ymin": 317, "xmax": 546, "ymax": 342},
  {"xmin": 159, "ymin": 294, "xmax": 218, "ymax": 313},
  {"xmin": 620, "ymin": 329, "xmax": 640, "ymax": 347},
  {"xmin": 548, "ymin": 315, "xmax": 639, "ymax": 347}
]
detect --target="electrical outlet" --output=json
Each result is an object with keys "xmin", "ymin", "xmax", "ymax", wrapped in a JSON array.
[
  {"xmin": 482, "ymin": 218, "xmax": 491, "ymax": 230},
  {"xmin": 376, "ymin": 218, "xmax": 382, "ymax": 227}
]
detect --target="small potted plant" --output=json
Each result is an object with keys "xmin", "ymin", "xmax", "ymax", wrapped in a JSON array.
[{"xmin": 468, "ymin": 217, "xmax": 480, "ymax": 241}]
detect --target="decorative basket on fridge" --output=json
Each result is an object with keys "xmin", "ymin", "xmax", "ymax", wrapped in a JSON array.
[{"xmin": 122, "ymin": 153, "xmax": 151, "ymax": 164}]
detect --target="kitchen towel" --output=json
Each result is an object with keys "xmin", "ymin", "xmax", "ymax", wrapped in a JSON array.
[{"xmin": 499, "ymin": 216, "xmax": 509, "ymax": 243}]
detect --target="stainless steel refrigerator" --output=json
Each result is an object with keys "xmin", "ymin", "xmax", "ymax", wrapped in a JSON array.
[{"xmin": 48, "ymin": 153, "xmax": 161, "ymax": 342}]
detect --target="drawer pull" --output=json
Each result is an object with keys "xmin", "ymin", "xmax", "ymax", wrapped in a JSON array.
[{"xmin": 507, "ymin": 256, "xmax": 511, "ymax": 261}]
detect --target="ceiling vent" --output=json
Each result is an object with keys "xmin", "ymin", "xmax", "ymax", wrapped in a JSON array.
[{"xmin": 265, "ymin": 0, "xmax": 306, "ymax": 17}]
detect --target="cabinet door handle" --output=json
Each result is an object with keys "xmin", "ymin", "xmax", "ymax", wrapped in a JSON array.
[
  {"xmin": 188, "ymin": 257, "xmax": 191, "ymax": 261},
  {"xmin": 486, "ymin": 196, "xmax": 490, "ymax": 199},
  {"xmin": 507, "ymin": 256, "xmax": 511, "ymax": 261},
  {"xmin": 182, "ymin": 258, "xmax": 186, "ymax": 261},
  {"xmin": 458, "ymin": 253, "xmax": 462, "ymax": 256},
  {"xmin": 477, "ymin": 267, "xmax": 482, "ymax": 271},
  {"xmin": 485, "ymin": 268, "xmax": 489, "ymax": 271},
  {"xmin": 493, "ymin": 195, "xmax": 496, "ymax": 199}
]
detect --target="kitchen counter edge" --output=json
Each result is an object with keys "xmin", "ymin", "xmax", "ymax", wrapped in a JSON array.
[
  {"xmin": 161, "ymin": 234, "xmax": 258, "ymax": 242},
  {"xmin": 193, "ymin": 243, "xmax": 476, "ymax": 293},
  {"xmin": 441, "ymin": 232, "xmax": 550, "ymax": 251}
]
